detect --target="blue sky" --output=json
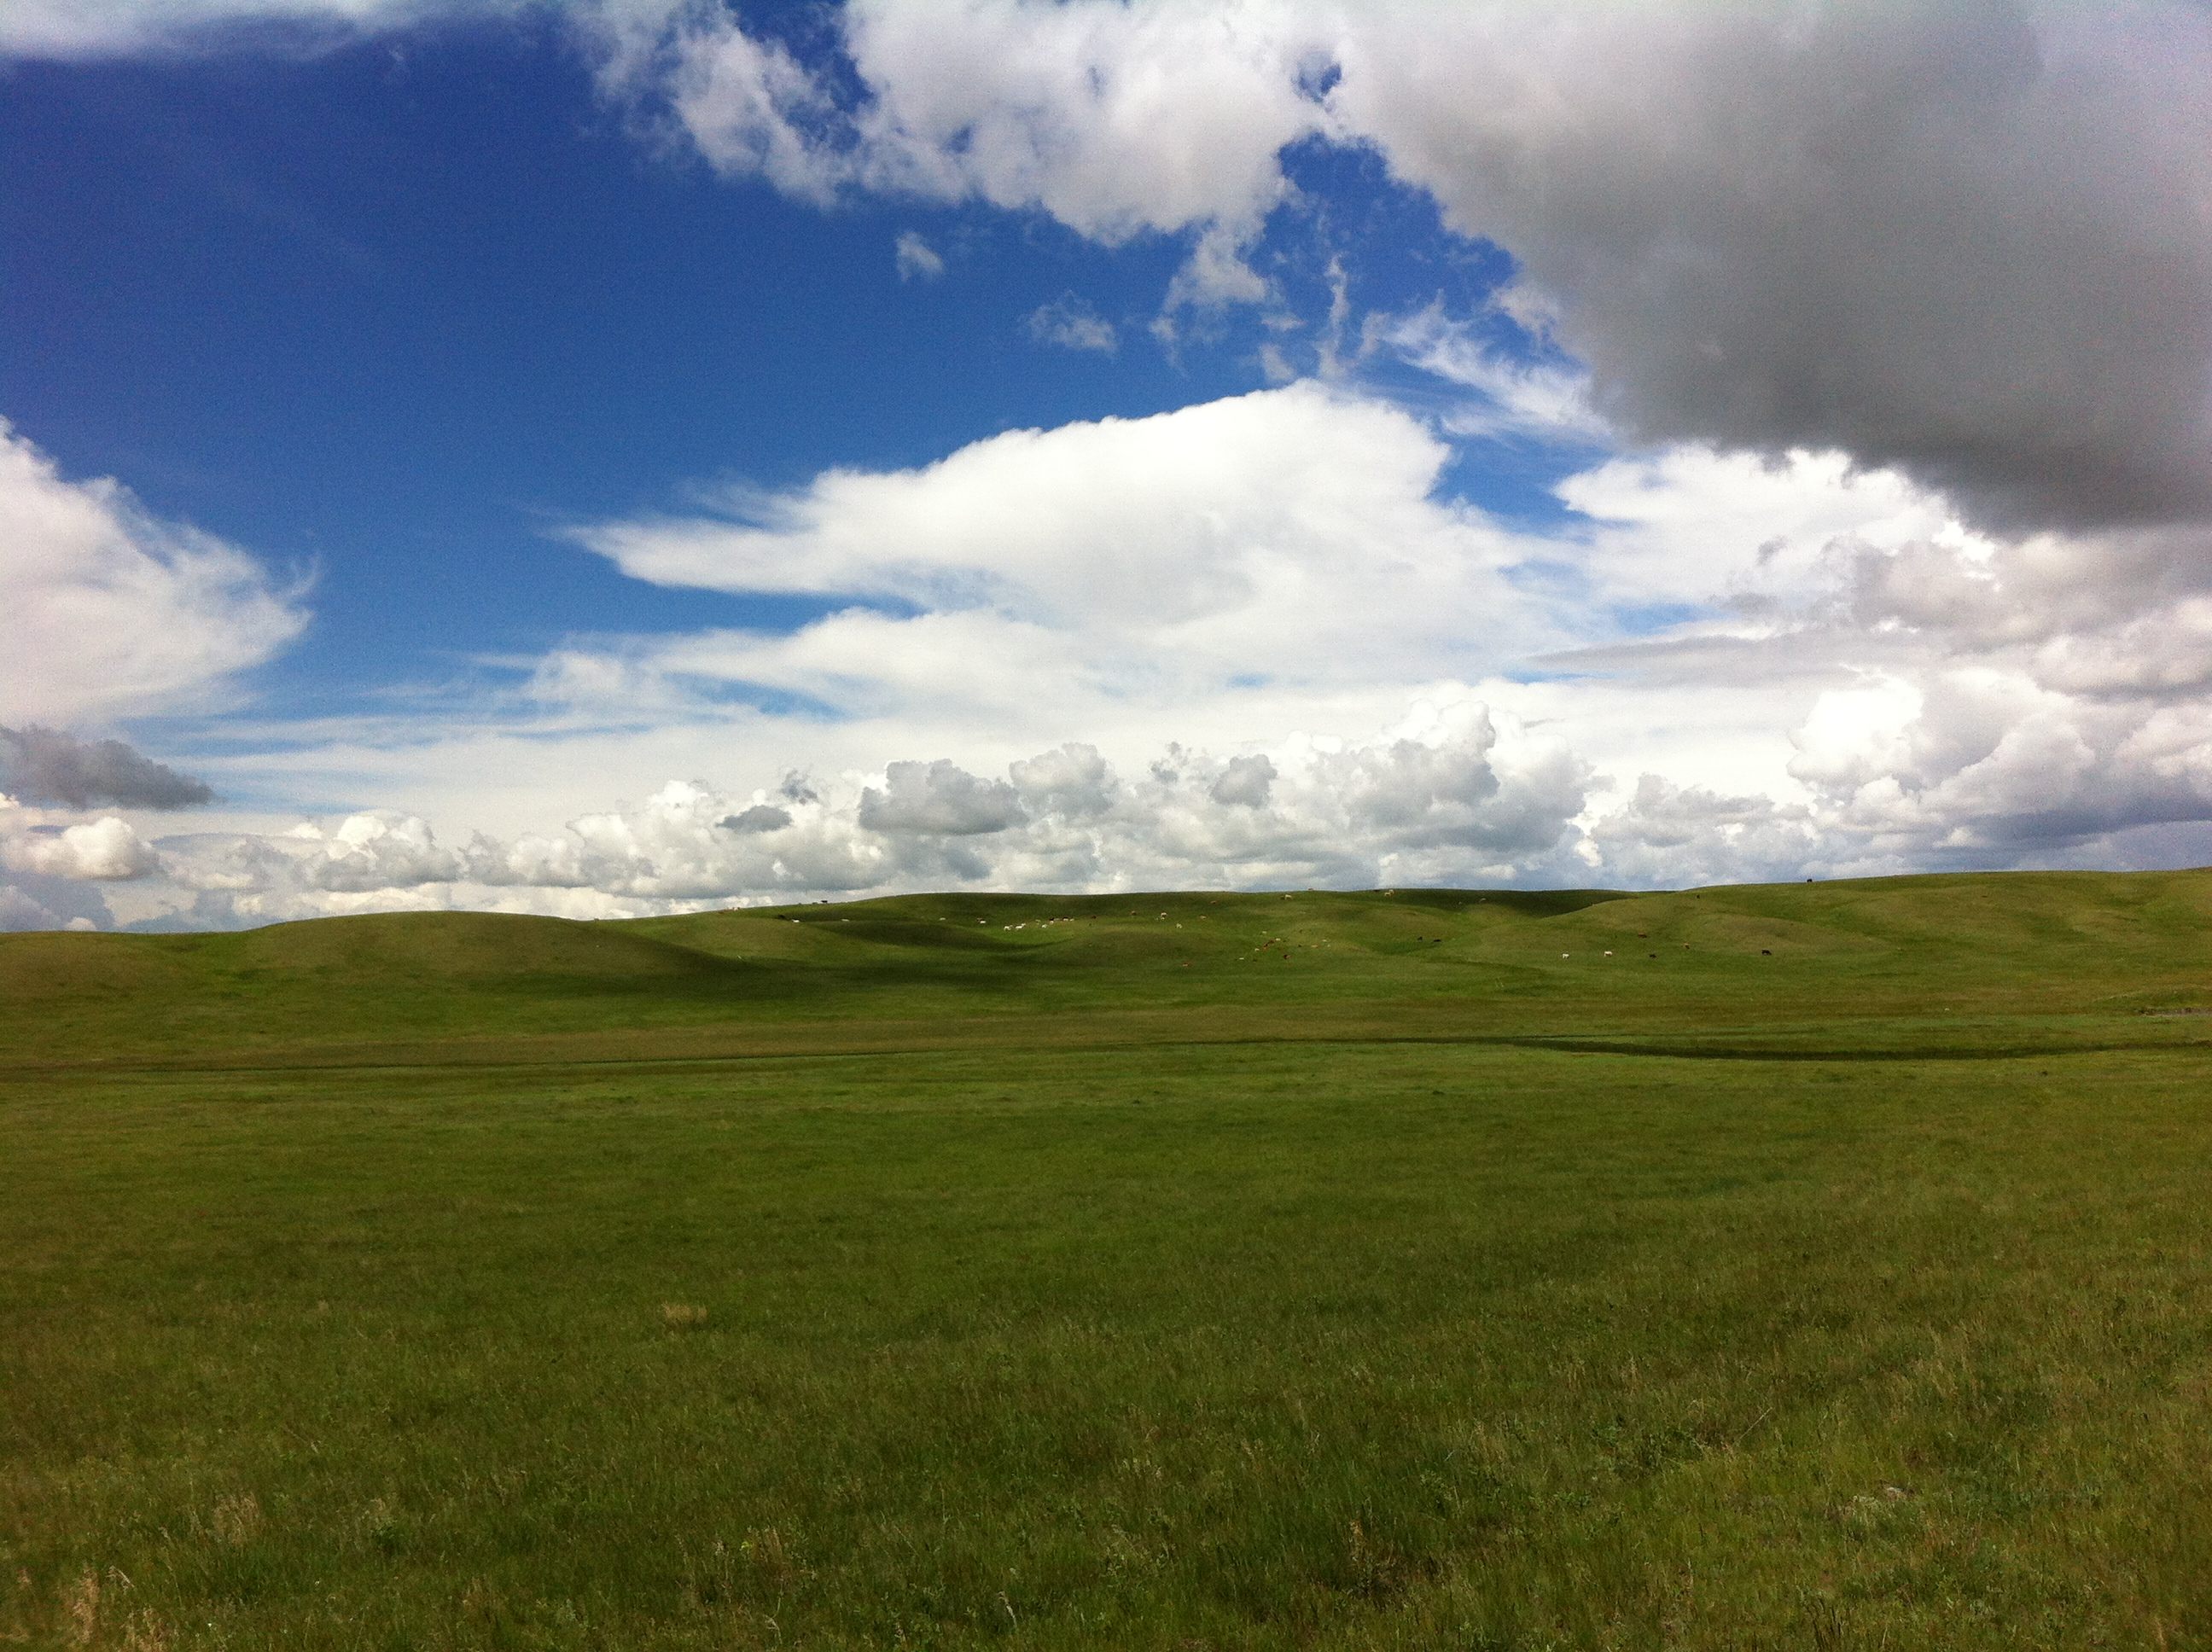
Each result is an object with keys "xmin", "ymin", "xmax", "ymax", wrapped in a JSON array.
[
  {"xmin": 3, "ymin": 18, "xmax": 1249, "ymax": 675},
  {"xmin": 4, "ymin": 1, "xmax": 2211, "ymax": 929},
  {"xmin": 3, "ymin": 15, "xmax": 1541, "ymax": 706}
]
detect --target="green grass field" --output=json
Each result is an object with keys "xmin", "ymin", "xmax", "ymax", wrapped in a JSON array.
[{"xmin": 6, "ymin": 871, "xmax": 2212, "ymax": 1648}]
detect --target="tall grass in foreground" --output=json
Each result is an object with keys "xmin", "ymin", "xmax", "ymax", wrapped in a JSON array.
[{"xmin": 6, "ymin": 1038, "xmax": 2209, "ymax": 1648}]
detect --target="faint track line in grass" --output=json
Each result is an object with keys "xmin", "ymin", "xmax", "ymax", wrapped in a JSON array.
[{"xmin": 4, "ymin": 1027, "xmax": 2203, "ymax": 1083}]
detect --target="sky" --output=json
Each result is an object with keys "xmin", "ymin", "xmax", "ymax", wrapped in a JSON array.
[{"xmin": 5, "ymin": 0, "xmax": 2212, "ymax": 931}]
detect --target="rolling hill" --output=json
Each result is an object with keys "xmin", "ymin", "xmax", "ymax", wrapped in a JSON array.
[
  {"xmin": 4, "ymin": 869, "xmax": 2209, "ymax": 1068},
  {"xmin": 9, "ymin": 870, "xmax": 2212, "ymax": 1647}
]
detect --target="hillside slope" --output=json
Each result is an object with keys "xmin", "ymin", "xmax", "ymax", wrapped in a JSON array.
[{"xmin": 3, "ymin": 870, "xmax": 2209, "ymax": 1067}]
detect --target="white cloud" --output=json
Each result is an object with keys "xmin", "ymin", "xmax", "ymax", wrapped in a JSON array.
[
  {"xmin": 23, "ymin": 1, "xmax": 2212, "ymax": 533},
  {"xmin": 1584, "ymin": 775, "xmax": 1818, "ymax": 889},
  {"xmin": 588, "ymin": 0, "xmax": 2212, "ymax": 536},
  {"xmin": 626, "ymin": 5, "xmax": 852, "ymax": 203},
  {"xmin": 1009, "ymin": 742, "xmax": 1115, "ymax": 817},
  {"xmin": 596, "ymin": 0, "xmax": 1330, "ymax": 321},
  {"xmin": 894, "ymin": 230, "xmax": 946, "ymax": 280},
  {"xmin": 1208, "ymin": 753, "xmax": 1274, "ymax": 808},
  {"xmin": 1161, "ymin": 219, "xmax": 1273, "ymax": 312},
  {"xmin": 1383, "ymin": 302, "xmax": 1605, "ymax": 442},
  {"xmin": 0, "ymin": 0, "xmax": 498, "ymax": 59},
  {"xmin": 296, "ymin": 811, "xmax": 470, "ymax": 891},
  {"xmin": 1024, "ymin": 294, "xmax": 1116, "ymax": 354},
  {"xmin": 23, "ymin": 0, "xmax": 2212, "ymax": 916},
  {"xmin": 1787, "ymin": 669, "xmax": 2212, "ymax": 853},
  {"xmin": 1557, "ymin": 445, "xmax": 1981, "ymax": 620},
  {"xmin": 0, "ymin": 422, "xmax": 307, "ymax": 725},
  {"xmin": 568, "ymin": 384, "xmax": 1553, "ymax": 686},
  {"xmin": 131, "ymin": 696, "xmax": 1586, "ymax": 923},
  {"xmin": 834, "ymin": 0, "xmax": 1325, "ymax": 242},
  {"xmin": 91, "ymin": 369, "xmax": 2212, "ymax": 922},
  {"xmin": 0, "ymin": 809, "xmax": 162, "ymax": 881},
  {"xmin": 0, "ymin": 347, "xmax": 2194, "ymax": 927}
]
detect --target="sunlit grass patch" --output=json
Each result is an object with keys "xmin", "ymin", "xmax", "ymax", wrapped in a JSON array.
[{"xmin": 7, "ymin": 871, "xmax": 2212, "ymax": 1645}]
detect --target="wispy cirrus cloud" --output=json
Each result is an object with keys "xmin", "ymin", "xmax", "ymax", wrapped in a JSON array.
[
  {"xmin": 893, "ymin": 230, "xmax": 944, "ymax": 281},
  {"xmin": 1025, "ymin": 294, "xmax": 1117, "ymax": 354},
  {"xmin": 0, "ymin": 0, "xmax": 512, "ymax": 59}
]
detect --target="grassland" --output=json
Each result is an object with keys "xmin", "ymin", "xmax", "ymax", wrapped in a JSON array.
[{"xmin": 5, "ymin": 870, "xmax": 2212, "ymax": 1648}]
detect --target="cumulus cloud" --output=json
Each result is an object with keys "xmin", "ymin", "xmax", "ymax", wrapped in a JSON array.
[
  {"xmin": 591, "ymin": 0, "xmax": 1327, "ymax": 318},
  {"xmin": 0, "ymin": 422, "xmax": 307, "ymax": 724},
  {"xmin": 0, "ymin": 726, "xmax": 215, "ymax": 810},
  {"xmin": 1784, "ymin": 669, "xmax": 2212, "ymax": 853},
  {"xmin": 294, "ymin": 811, "xmax": 470, "ymax": 892},
  {"xmin": 299, "ymin": 378, "xmax": 2207, "ymax": 900},
  {"xmin": 35, "ymin": 367, "xmax": 2200, "ymax": 915},
  {"xmin": 24, "ymin": 2, "xmax": 2212, "ymax": 536},
  {"xmin": 567, "ymin": 384, "xmax": 1555, "ymax": 709},
  {"xmin": 583, "ymin": 0, "xmax": 2212, "ymax": 538},
  {"xmin": 859, "ymin": 759, "xmax": 1026, "ymax": 835},
  {"xmin": 20, "ymin": 1, "xmax": 2212, "ymax": 894},
  {"xmin": 0, "ymin": 863, "xmax": 116, "ymax": 930},
  {"xmin": 0, "ymin": 808, "xmax": 162, "ymax": 881},
  {"xmin": 1586, "ymin": 775, "xmax": 1819, "ymax": 889},
  {"xmin": 838, "ymin": 0, "xmax": 1321, "ymax": 244},
  {"xmin": 1208, "ymin": 753, "xmax": 1274, "ymax": 808},
  {"xmin": 1339, "ymin": 4, "xmax": 2212, "ymax": 533},
  {"xmin": 135, "ymin": 701, "xmax": 1586, "ymax": 924},
  {"xmin": 1010, "ymin": 742, "xmax": 1115, "ymax": 818},
  {"xmin": 719, "ymin": 802, "xmax": 793, "ymax": 833}
]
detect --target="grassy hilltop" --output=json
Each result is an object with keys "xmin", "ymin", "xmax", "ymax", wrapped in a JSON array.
[
  {"xmin": 8, "ymin": 869, "xmax": 2211, "ymax": 1066},
  {"xmin": 6, "ymin": 870, "xmax": 2212, "ymax": 1647}
]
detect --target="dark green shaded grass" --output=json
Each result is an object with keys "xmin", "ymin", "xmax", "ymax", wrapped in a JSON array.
[{"xmin": 7, "ymin": 870, "xmax": 2212, "ymax": 1646}]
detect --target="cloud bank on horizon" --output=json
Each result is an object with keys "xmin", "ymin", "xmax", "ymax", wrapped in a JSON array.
[{"xmin": 5, "ymin": 0, "xmax": 2212, "ymax": 929}]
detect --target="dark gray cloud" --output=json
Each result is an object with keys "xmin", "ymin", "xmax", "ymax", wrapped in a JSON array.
[
  {"xmin": 719, "ymin": 803, "xmax": 793, "ymax": 833},
  {"xmin": 858, "ymin": 759, "xmax": 1026, "ymax": 835},
  {"xmin": 41, "ymin": 2, "xmax": 2211, "ymax": 544},
  {"xmin": 1341, "ymin": 1, "xmax": 2212, "ymax": 533},
  {"xmin": 589, "ymin": 0, "xmax": 2212, "ymax": 534},
  {"xmin": 0, "ymin": 726, "xmax": 215, "ymax": 810}
]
